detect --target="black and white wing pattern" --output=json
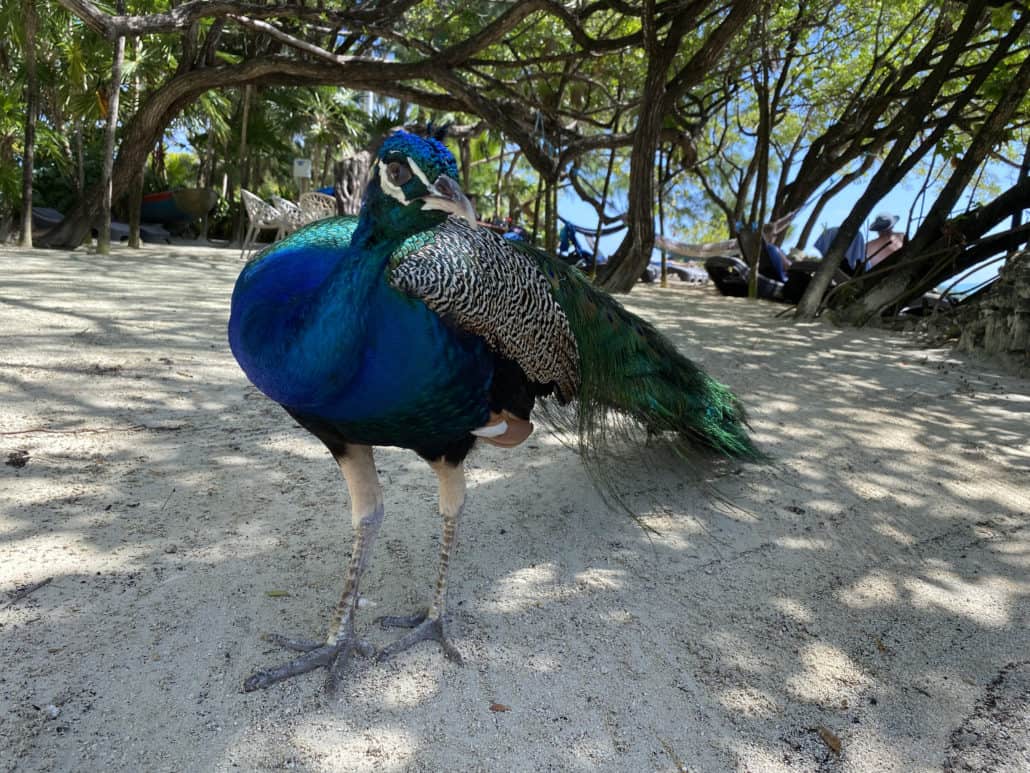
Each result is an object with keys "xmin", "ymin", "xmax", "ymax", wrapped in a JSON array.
[{"xmin": 387, "ymin": 218, "xmax": 580, "ymax": 400}]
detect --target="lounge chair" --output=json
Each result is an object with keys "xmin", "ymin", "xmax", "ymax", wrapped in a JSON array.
[
  {"xmin": 31, "ymin": 206, "xmax": 169, "ymax": 244},
  {"xmin": 240, "ymin": 190, "xmax": 287, "ymax": 260},
  {"xmin": 270, "ymin": 196, "xmax": 306, "ymax": 238},
  {"xmin": 704, "ymin": 236, "xmax": 788, "ymax": 300}
]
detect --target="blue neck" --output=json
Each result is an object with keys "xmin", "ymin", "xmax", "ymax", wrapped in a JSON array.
[
  {"xmin": 230, "ymin": 194, "xmax": 449, "ymax": 412},
  {"xmin": 351, "ymin": 180, "xmax": 448, "ymax": 249}
]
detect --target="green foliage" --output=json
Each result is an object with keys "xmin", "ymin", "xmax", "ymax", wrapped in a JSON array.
[
  {"xmin": 162, "ymin": 152, "xmax": 198, "ymax": 190},
  {"xmin": 0, "ymin": 89, "xmax": 22, "ymax": 213},
  {"xmin": 32, "ymin": 134, "xmax": 102, "ymax": 211}
]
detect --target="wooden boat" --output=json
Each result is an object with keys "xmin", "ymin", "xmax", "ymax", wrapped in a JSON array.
[{"xmin": 141, "ymin": 188, "xmax": 217, "ymax": 224}]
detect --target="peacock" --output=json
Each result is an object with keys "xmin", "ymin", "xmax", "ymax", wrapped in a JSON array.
[{"xmin": 228, "ymin": 130, "xmax": 760, "ymax": 691}]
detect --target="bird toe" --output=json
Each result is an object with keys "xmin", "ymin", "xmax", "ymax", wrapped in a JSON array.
[
  {"xmin": 243, "ymin": 631, "xmax": 374, "ymax": 692},
  {"xmin": 376, "ymin": 614, "xmax": 463, "ymax": 665},
  {"xmin": 377, "ymin": 608, "xmax": 429, "ymax": 629}
]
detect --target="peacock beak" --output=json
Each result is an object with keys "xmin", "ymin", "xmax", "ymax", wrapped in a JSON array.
[{"xmin": 419, "ymin": 175, "xmax": 478, "ymax": 229}]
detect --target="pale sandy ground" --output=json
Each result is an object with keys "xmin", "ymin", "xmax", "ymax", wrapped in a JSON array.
[{"xmin": 1, "ymin": 241, "xmax": 1028, "ymax": 773}]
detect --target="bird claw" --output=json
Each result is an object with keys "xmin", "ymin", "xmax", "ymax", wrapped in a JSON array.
[
  {"xmin": 377, "ymin": 608, "xmax": 429, "ymax": 629},
  {"xmin": 243, "ymin": 632, "xmax": 373, "ymax": 692},
  {"xmin": 376, "ymin": 613, "xmax": 463, "ymax": 665},
  {"xmin": 260, "ymin": 632, "xmax": 322, "ymax": 652}
]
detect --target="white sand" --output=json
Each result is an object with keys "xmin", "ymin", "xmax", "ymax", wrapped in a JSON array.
[{"xmin": 1, "ymin": 241, "xmax": 1027, "ymax": 772}]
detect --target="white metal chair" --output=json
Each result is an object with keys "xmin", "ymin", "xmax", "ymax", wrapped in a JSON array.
[
  {"xmin": 239, "ymin": 189, "xmax": 285, "ymax": 260},
  {"xmin": 270, "ymin": 196, "xmax": 306, "ymax": 239},
  {"xmin": 298, "ymin": 192, "xmax": 337, "ymax": 224}
]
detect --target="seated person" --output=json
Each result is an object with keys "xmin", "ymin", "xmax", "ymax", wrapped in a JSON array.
[
  {"xmin": 504, "ymin": 224, "xmax": 527, "ymax": 242},
  {"xmin": 865, "ymin": 213, "xmax": 904, "ymax": 269},
  {"xmin": 761, "ymin": 241, "xmax": 790, "ymax": 283},
  {"xmin": 814, "ymin": 227, "xmax": 867, "ymax": 274}
]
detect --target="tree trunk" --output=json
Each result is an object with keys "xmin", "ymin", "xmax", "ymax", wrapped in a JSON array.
[
  {"xmin": 493, "ymin": 144, "xmax": 504, "ymax": 221},
  {"xmin": 794, "ymin": 0, "xmax": 1009, "ymax": 319},
  {"xmin": 531, "ymin": 172, "xmax": 544, "ymax": 241},
  {"xmin": 748, "ymin": 46, "xmax": 772, "ymax": 301},
  {"xmin": 543, "ymin": 177, "xmax": 554, "ymax": 249},
  {"xmin": 127, "ymin": 35, "xmax": 143, "ymax": 248},
  {"xmin": 1014, "ymin": 140, "xmax": 1029, "ymax": 249},
  {"xmin": 600, "ymin": 0, "xmax": 757, "ymax": 292},
  {"xmin": 748, "ymin": 7, "xmax": 772, "ymax": 245},
  {"xmin": 657, "ymin": 147, "xmax": 667, "ymax": 287},
  {"xmin": 547, "ymin": 179, "xmax": 559, "ymax": 251},
  {"xmin": 459, "ymin": 137, "xmax": 471, "ymax": 193},
  {"xmin": 321, "ymin": 144, "xmax": 332, "ymax": 189},
  {"xmin": 127, "ymin": 168, "xmax": 144, "ymax": 247},
  {"xmin": 503, "ymin": 150, "xmax": 522, "ymax": 222},
  {"xmin": 97, "ymin": 25, "xmax": 126, "ymax": 255},
  {"xmin": 233, "ymin": 84, "xmax": 252, "ymax": 245},
  {"xmin": 598, "ymin": 63, "xmax": 664, "ymax": 292},
  {"xmin": 74, "ymin": 119, "xmax": 85, "ymax": 196},
  {"xmin": 597, "ymin": 0, "xmax": 677, "ymax": 292},
  {"xmin": 333, "ymin": 150, "xmax": 372, "ymax": 215},
  {"xmin": 18, "ymin": 0, "xmax": 38, "ymax": 248}
]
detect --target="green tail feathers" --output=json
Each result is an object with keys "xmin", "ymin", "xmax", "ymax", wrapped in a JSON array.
[{"xmin": 526, "ymin": 249, "xmax": 762, "ymax": 464}]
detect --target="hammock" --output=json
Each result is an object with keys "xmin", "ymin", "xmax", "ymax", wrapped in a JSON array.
[{"xmin": 654, "ymin": 210, "xmax": 797, "ymax": 260}]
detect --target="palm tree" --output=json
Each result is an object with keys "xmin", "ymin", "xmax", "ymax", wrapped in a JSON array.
[{"xmin": 296, "ymin": 87, "xmax": 368, "ymax": 188}]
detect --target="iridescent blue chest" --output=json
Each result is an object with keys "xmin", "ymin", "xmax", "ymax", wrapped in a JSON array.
[{"xmin": 228, "ymin": 219, "xmax": 493, "ymax": 448}]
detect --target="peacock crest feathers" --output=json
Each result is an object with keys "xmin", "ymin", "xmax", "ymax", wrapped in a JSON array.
[
  {"xmin": 425, "ymin": 121, "xmax": 452, "ymax": 142},
  {"xmin": 377, "ymin": 131, "xmax": 457, "ymax": 181}
]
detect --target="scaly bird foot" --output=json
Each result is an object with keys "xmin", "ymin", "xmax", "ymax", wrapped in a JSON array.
[
  {"xmin": 243, "ymin": 631, "xmax": 374, "ymax": 692},
  {"xmin": 376, "ymin": 609, "xmax": 463, "ymax": 664}
]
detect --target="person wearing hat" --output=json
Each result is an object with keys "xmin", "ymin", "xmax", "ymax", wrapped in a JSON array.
[
  {"xmin": 866, "ymin": 213, "xmax": 904, "ymax": 269},
  {"xmin": 813, "ymin": 226, "xmax": 866, "ymax": 273}
]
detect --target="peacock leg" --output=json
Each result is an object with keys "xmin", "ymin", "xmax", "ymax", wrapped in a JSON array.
[
  {"xmin": 377, "ymin": 459, "xmax": 464, "ymax": 665},
  {"xmin": 243, "ymin": 445, "xmax": 382, "ymax": 691}
]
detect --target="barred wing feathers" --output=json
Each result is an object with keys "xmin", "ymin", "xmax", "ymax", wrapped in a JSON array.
[{"xmin": 388, "ymin": 219, "xmax": 580, "ymax": 400}]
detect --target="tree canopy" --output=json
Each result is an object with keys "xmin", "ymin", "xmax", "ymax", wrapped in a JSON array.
[{"xmin": 3, "ymin": 0, "xmax": 1027, "ymax": 319}]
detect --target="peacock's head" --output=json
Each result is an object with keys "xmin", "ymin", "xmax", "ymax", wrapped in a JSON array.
[{"xmin": 361, "ymin": 131, "xmax": 477, "ymax": 238}]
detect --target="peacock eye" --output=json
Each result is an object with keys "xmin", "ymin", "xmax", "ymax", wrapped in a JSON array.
[{"xmin": 386, "ymin": 161, "xmax": 412, "ymax": 186}]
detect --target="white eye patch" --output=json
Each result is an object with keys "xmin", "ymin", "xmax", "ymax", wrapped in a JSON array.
[
  {"xmin": 378, "ymin": 161, "xmax": 409, "ymax": 205},
  {"xmin": 378, "ymin": 155, "xmax": 438, "ymax": 206},
  {"xmin": 407, "ymin": 157, "xmax": 435, "ymax": 190}
]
